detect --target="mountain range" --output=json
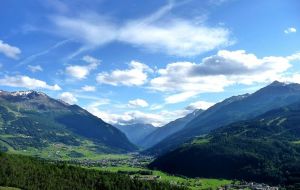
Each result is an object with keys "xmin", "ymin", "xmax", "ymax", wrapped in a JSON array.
[
  {"xmin": 149, "ymin": 100, "xmax": 300, "ymax": 187},
  {"xmin": 115, "ymin": 123, "xmax": 157, "ymax": 147},
  {"xmin": 140, "ymin": 109, "xmax": 203, "ymax": 148},
  {"xmin": 145, "ymin": 81, "xmax": 300, "ymax": 155},
  {"xmin": 0, "ymin": 90, "xmax": 136, "ymax": 158}
]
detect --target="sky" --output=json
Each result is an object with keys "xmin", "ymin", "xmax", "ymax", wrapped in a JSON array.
[{"xmin": 0, "ymin": 0, "xmax": 300, "ymax": 126}]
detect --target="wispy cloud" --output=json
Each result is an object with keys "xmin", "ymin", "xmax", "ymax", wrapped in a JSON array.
[
  {"xmin": 27, "ymin": 65, "xmax": 43, "ymax": 73},
  {"xmin": 18, "ymin": 39, "xmax": 70, "ymax": 66},
  {"xmin": 50, "ymin": 1, "xmax": 232, "ymax": 57},
  {"xmin": 128, "ymin": 99, "xmax": 149, "ymax": 108},
  {"xmin": 0, "ymin": 40, "xmax": 21, "ymax": 59},
  {"xmin": 81, "ymin": 85, "xmax": 96, "ymax": 92}
]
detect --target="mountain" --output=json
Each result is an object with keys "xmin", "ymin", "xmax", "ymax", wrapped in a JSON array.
[
  {"xmin": 0, "ymin": 90, "xmax": 137, "ymax": 158},
  {"xmin": 114, "ymin": 123, "xmax": 157, "ymax": 146},
  {"xmin": 149, "ymin": 102, "xmax": 300, "ymax": 188},
  {"xmin": 140, "ymin": 109, "xmax": 203, "ymax": 149},
  {"xmin": 145, "ymin": 81, "xmax": 300, "ymax": 155}
]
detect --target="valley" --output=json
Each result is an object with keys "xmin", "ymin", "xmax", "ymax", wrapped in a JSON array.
[{"xmin": 1, "ymin": 82, "xmax": 300, "ymax": 189}]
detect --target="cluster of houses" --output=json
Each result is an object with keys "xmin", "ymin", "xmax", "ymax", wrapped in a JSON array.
[
  {"xmin": 219, "ymin": 182, "xmax": 279, "ymax": 190},
  {"xmin": 66, "ymin": 153, "xmax": 153, "ymax": 169}
]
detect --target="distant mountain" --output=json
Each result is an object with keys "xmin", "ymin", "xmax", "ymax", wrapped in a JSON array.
[
  {"xmin": 149, "ymin": 101, "xmax": 300, "ymax": 187},
  {"xmin": 0, "ymin": 90, "xmax": 137, "ymax": 158},
  {"xmin": 146, "ymin": 81, "xmax": 300, "ymax": 155},
  {"xmin": 140, "ymin": 109, "xmax": 203, "ymax": 149},
  {"xmin": 114, "ymin": 123, "xmax": 157, "ymax": 146}
]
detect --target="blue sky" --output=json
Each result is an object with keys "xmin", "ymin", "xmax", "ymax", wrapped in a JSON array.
[{"xmin": 0, "ymin": 0, "xmax": 300, "ymax": 126}]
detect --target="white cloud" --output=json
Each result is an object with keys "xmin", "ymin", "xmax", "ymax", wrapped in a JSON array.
[
  {"xmin": 81, "ymin": 85, "xmax": 96, "ymax": 92},
  {"xmin": 27, "ymin": 65, "xmax": 43, "ymax": 73},
  {"xmin": 284, "ymin": 27, "xmax": 297, "ymax": 34},
  {"xmin": 150, "ymin": 104, "xmax": 164, "ymax": 110},
  {"xmin": 52, "ymin": 14, "xmax": 117, "ymax": 47},
  {"xmin": 97, "ymin": 61, "xmax": 152, "ymax": 86},
  {"xmin": 86, "ymin": 99, "xmax": 190, "ymax": 127},
  {"xmin": 128, "ymin": 99, "xmax": 149, "ymax": 108},
  {"xmin": 59, "ymin": 92, "xmax": 78, "ymax": 104},
  {"xmin": 66, "ymin": 55, "xmax": 100, "ymax": 79},
  {"xmin": 0, "ymin": 75, "xmax": 61, "ymax": 90},
  {"xmin": 51, "ymin": 2, "xmax": 231, "ymax": 57},
  {"xmin": 82, "ymin": 55, "xmax": 101, "ymax": 65},
  {"xmin": 0, "ymin": 40, "xmax": 21, "ymax": 59},
  {"xmin": 165, "ymin": 91, "xmax": 198, "ymax": 104},
  {"xmin": 87, "ymin": 105, "xmax": 189, "ymax": 127},
  {"xmin": 186, "ymin": 100, "xmax": 215, "ymax": 110},
  {"xmin": 119, "ymin": 19, "xmax": 231, "ymax": 57},
  {"xmin": 151, "ymin": 50, "xmax": 294, "ymax": 104}
]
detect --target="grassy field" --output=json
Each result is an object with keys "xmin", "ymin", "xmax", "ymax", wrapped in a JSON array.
[
  {"xmin": 0, "ymin": 187, "xmax": 21, "ymax": 190},
  {"xmin": 90, "ymin": 166, "xmax": 232, "ymax": 190},
  {"xmin": 0, "ymin": 139, "xmax": 130, "ymax": 161}
]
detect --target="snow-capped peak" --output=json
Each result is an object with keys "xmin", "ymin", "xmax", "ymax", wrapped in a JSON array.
[{"xmin": 10, "ymin": 90, "xmax": 46, "ymax": 97}]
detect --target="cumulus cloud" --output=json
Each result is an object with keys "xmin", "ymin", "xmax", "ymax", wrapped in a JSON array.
[
  {"xmin": 86, "ymin": 99, "xmax": 190, "ymax": 127},
  {"xmin": 66, "ymin": 55, "xmax": 100, "ymax": 79},
  {"xmin": 97, "ymin": 61, "xmax": 152, "ymax": 86},
  {"xmin": 81, "ymin": 85, "xmax": 96, "ymax": 92},
  {"xmin": 51, "ymin": 2, "xmax": 231, "ymax": 57},
  {"xmin": 185, "ymin": 100, "xmax": 215, "ymax": 110},
  {"xmin": 87, "ymin": 106, "xmax": 189, "ymax": 127},
  {"xmin": 59, "ymin": 92, "xmax": 78, "ymax": 104},
  {"xmin": 128, "ymin": 99, "xmax": 149, "ymax": 108},
  {"xmin": 27, "ymin": 65, "xmax": 43, "ymax": 73},
  {"xmin": 151, "ymin": 50, "xmax": 295, "ymax": 104},
  {"xmin": 0, "ymin": 40, "xmax": 21, "ymax": 59},
  {"xmin": 0, "ymin": 75, "xmax": 61, "ymax": 90},
  {"xmin": 284, "ymin": 27, "xmax": 297, "ymax": 34}
]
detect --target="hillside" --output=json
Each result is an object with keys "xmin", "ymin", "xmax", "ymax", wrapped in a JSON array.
[
  {"xmin": 149, "ymin": 102, "xmax": 300, "ymax": 188},
  {"xmin": 0, "ymin": 90, "xmax": 137, "ymax": 158},
  {"xmin": 115, "ymin": 123, "xmax": 157, "ymax": 147},
  {"xmin": 146, "ymin": 81, "xmax": 300, "ymax": 155},
  {"xmin": 0, "ymin": 152, "xmax": 187, "ymax": 190},
  {"xmin": 140, "ymin": 110, "xmax": 203, "ymax": 149}
]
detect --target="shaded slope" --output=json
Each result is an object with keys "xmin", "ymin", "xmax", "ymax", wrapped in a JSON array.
[
  {"xmin": 0, "ymin": 90, "xmax": 136, "ymax": 156},
  {"xmin": 146, "ymin": 81, "xmax": 300, "ymax": 155},
  {"xmin": 141, "ymin": 110, "xmax": 203, "ymax": 148},
  {"xmin": 149, "ymin": 102, "xmax": 300, "ymax": 187},
  {"xmin": 115, "ymin": 123, "xmax": 157, "ymax": 146}
]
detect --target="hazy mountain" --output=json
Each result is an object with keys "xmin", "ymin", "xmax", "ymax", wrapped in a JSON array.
[
  {"xmin": 140, "ymin": 109, "xmax": 203, "ymax": 149},
  {"xmin": 114, "ymin": 123, "xmax": 157, "ymax": 146},
  {"xmin": 146, "ymin": 81, "xmax": 300, "ymax": 155},
  {"xmin": 149, "ymin": 101, "xmax": 300, "ymax": 187},
  {"xmin": 0, "ymin": 90, "xmax": 137, "ymax": 158}
]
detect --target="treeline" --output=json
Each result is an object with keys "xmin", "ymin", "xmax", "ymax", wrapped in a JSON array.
[{"xmin": 0, "ymin": 153, "xmax": 188, "ymax": 190}]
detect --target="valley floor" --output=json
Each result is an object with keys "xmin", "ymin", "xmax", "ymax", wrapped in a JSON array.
[{"xmin": 63, "ymin": 153, "xmax": 232, "ymax": 190}]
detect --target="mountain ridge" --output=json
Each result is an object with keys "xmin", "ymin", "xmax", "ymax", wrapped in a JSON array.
[
  {"xmin": 0, "ymin": 90, "xmax": 137, "ymax": 158},
  {"xmin": 140, "ymin": 109, "xmax": 203, "ymax": 149},
  {"xmin": 145, "ymin": 81, "xmax": 300, "ymax": 155},
  {"xmin": 149, "ymin": 100, "xmax": 300, "ymax": 187},
  {"xmin": 114, "ymin": 123, "xmax": 157, "ymax": 147}
]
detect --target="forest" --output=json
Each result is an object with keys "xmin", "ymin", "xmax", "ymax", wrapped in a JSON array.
[{"xmin": 0, "ymin": 152, "xmax": 187, "ymax": 190}]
